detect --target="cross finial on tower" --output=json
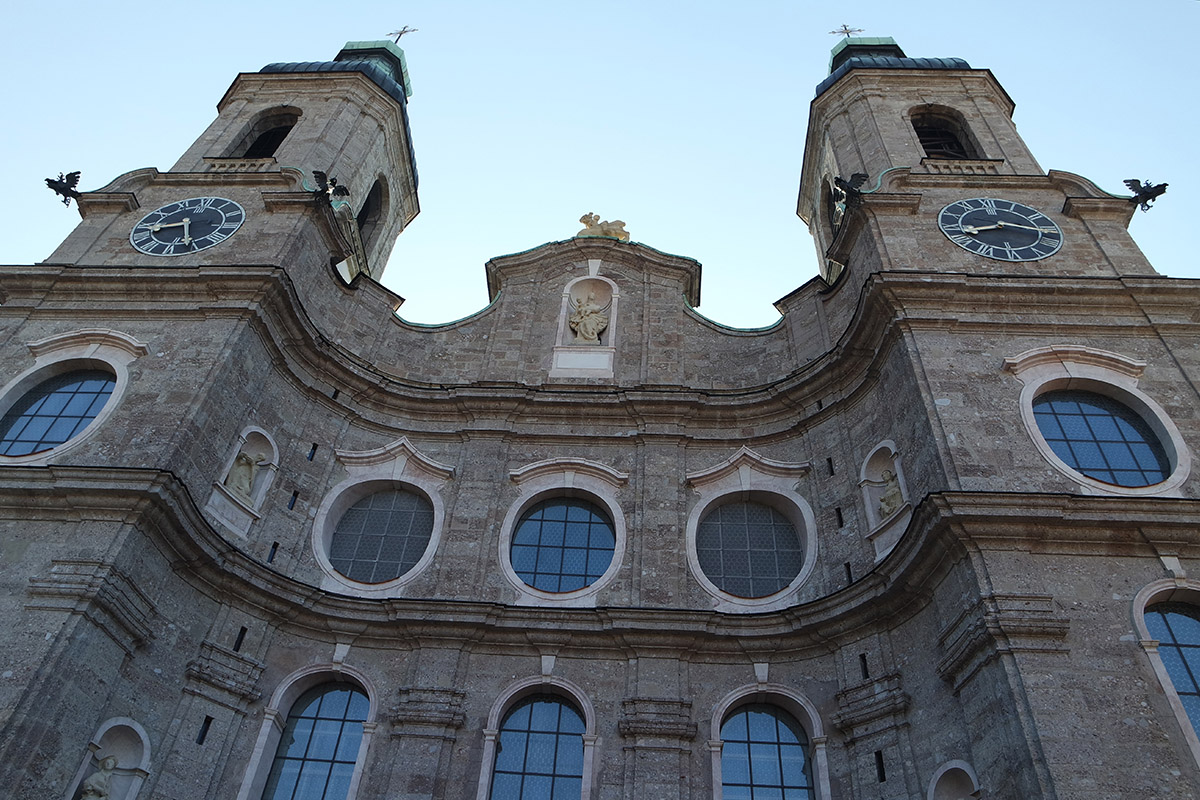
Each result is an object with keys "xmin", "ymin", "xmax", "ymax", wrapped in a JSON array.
[
  {"xmin": 388, "ymin": 26, "xmax": 418, "ymax": 43},
  {"xmin": 829, "ymin": 24, "xmax": 864, "ymax": 38}
]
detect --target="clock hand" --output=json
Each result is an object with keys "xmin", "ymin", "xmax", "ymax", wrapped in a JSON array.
[
  {"xmin": 180, "ymin": 218, "xmax": 193, "ymax": 245},
  {"xmin": 995, "ymin": 221, "xmax": 1058, "ymax": 233},
  {"xmin": 961, "ymin": 224, "xmax": 1001, "ymax": 234},
  {"xmin": 150, "ymin": 217, "xmax": 192, "ymax": 233}
]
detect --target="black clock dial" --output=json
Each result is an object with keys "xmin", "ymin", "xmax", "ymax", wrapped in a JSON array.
[
  {"xmin": 938, "ymin": 198, "xmax": 1062, "ymax": 262},
  {"xmin": 130, "ymin": 197, "xmax": 245, "ymax": 256}
]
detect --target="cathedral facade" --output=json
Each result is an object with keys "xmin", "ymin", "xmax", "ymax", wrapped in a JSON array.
[{"xmin": 1, "ymin": 37, "xmax": 1198, "ymax": 800}]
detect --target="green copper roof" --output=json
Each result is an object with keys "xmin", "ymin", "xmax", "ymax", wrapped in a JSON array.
[
  {"xmin": 337, "ymin": 40, "xmax": 412, "ymax": 97},
  {"xmin": 829, "ymin": 36, "xmax": 905, "ymax": 72}
]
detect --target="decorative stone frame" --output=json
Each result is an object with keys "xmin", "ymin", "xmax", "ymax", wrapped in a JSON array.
[
  {"xmin": 549, "ymin": 265, "xmax": 619, "ymax": 379},
  {"xmin": 0, "ymin": 329, "xmax": 148, "ymax": 466},
  {"xmin": 858, "ymin": 440, "xmax": 912, "ymax": 561},
  {"xmin": 311, "ymin": 437, "xmax": 455, "ymax": 598},
  {"xmin": 708, "ymin": 683, "xmax": 832, "ymax": 800},
  {"xmin": 499, "ymin": 457, "xmax": 629, "ymax": 607},
  {"xmin": 927, "ymin": 759, "xmax": 981, "ymax": 799},
  {"xmin": 204, "ymin": 426, "xmax": 280, "ymax": 538},
  {"xmin": 474, "ymin": 674, "xmax": 600, "ymax": 800},
  {"xmin": 64, "ymin": 717, "xmax": 152, "ymax": 800},
  {"xmin": 685, "ymin": 447, "xmax": 817, "ymax": 613},
  {"xmin": 235, "ymin": 663, "xmax": 379, "ymax": 800},
  {"xmin": 224, "ymin": 105, "xmax": 301, "ymax": 159},
  {"xmin": 1133, "ymin": 577, "xmax": 1200, "ymax": 767},
  {"xmin": 1004, "ymin": 345, "xmax": 1191, "ymax": 497},
  {"xmin": 906, "ymin": 103, "xmax": 984, "ymax": 161}
]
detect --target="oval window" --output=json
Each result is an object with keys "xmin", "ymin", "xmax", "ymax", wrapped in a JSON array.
[
  {"xmin": 327, "ymin": 489, "xmax": 435, "ymax": 583},
  {"xmin": 0, "ymin": 369, "xmax": 116, "ymax": 456}
]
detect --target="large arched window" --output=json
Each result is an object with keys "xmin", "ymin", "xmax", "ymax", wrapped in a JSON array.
[
  {"xmin": 260, "ymin": 682, "xmax": 370, "ymax": 800},
  {"xmin": 227, "ymin": 108, "xmax": 300, "ymax": 159},
  {"xmin": 0, "ymin": 369, "xmax": 116, "ymax": 456},
  {"xmin": 911, "ymin": 108, "xmax": 979, "ymax": 160},
  {"xmin": 489, "ymin": 694, "xmax": 585, "ymax": 800},
  {"xmin": 719, "ymin": 704, "xmax": 814, "ymax": 799},
  {"xmin": 1144, "ymin": 604, "xmax": 1200, "ymax": 731},
  {"xmin": 355, "ymin": 180, "xmax": 384, "ymax": 250}
]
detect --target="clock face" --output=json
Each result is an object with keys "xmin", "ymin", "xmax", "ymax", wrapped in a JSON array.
[
  {"xmin": 130, "ymin": 197, "xmax": 245, "ymax": 256},
  {"xmin": 938, "ymin": 198, "xmax": 1062, "ymax": 262}
]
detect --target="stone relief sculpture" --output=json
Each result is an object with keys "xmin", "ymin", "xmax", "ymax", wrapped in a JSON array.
[
  {"xmin": 576, "ymin": 212, "xmax": 630, "ymax": 241},
  {"xmin": 878, "ymin": 469, "xmax": 903, "ymax": 519},
  {"xmin": 568, "ymin": 291, "xmax": 610, "ymax": 344},
  {"xmin": 78, "ymin": 756, "xmax": 118, "ymax": 799},
  {"xmin": 224, "ymin": 449, "xmax": 267, "ymax": 500}
]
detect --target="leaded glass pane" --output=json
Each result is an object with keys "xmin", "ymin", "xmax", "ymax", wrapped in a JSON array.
[
  {"xmin": 328, "ymin": 489, "xmax": 434, "ymax": 584},
  {"xmin": 720, "ymin": 705, "xmax": 812, "ymax": 798},
  {"xmin": 1146, "ymin": 604, "xmax": 1200, "ymax": 740},
  {"xmin": 696, "ymin": 502, "xmax": 804, "ymax": 598},
  {"xmin": 0, "ymin": 369, "xmax": 116, "ymax": 456},
  {"xmin": 489, "ymin": 695, "xmax": 585, "ymax": 800},
  {"xmin": 262, "ymin": 682, "xmax": 368, "ymax": 800},
  {"xmin": 510, "ymin": 498, "xmax": 616, "ymax": 593},
  {"xmin": 1032, "ymin": 390, "xmax": 1170, "ymax": 486}
]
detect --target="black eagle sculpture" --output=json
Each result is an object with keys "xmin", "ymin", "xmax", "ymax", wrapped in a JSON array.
[
  {"xmin": 1125, "ymin": 179, "xmax": 1168, "ymax": 212},
  {"xmin": 312, "ymin": 171, "xmax": 350, "ymax": 204},
  {"xmin": 834, "ymin": 172, "xmax": 869, "ymax": 199},
  {"xmin": 45, "ymin": 171, "xmax": 82, "ymax": 207}
]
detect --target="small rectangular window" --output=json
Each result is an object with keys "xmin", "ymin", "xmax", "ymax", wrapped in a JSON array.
[
  {"xmin": 288, "ymin": 491, "xmax": 299, "ymax": 510},
  {"xmin": 844, "ymin": 562, "xmax": 853, "ymax": 584},
  {"xmin": 835, "ymin": 507, "xmax": 844, "ymax": 527},
  {"xmin": 267, "ymin": 542, "xmax": 279, "ymax": 563},
  {"xmin": 826, "ymin": 457, "xmax": 835, "ymax": 476},
  {"xmin": 306, "ymin": 444, "xmax": 318, "ymax": 461},
  {"xmin": 875, "ymin": 750, "xmax": 886, "ymax": 782},
  {"xmin": 233, "ymin": 626, "xmax": 247, "ymax": 653},
  {"xmin": 196, "ymin": 716, "xmax": 213, "ymax": 745},
  {"xmin": 859, "ymin": 653, "xmax": 870, "ymax": 680}
]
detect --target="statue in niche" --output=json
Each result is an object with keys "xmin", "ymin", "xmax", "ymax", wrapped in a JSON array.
[
  {"xmin": 576, "ymin": 212, "xmax": 630, "ymax": 241},
  {"xmin": 878, "ymin": 469, "xmax": 903, "ymax": 519},
  {"xmin": 224, "ymin": 450, "xmax": 267, "ymax": 500},
  {"xmin": 568, "ymin": 291, "xmax": 609, "ymax": 344},
  {"xmin": 79, "ymin": 756, "xmax": 118, "ymax": 799}
]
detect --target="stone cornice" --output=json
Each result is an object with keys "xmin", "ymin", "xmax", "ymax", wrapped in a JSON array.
[
  {"xmin": 1, "ymin": 265, "xmax": 1196, "ymax": 442},
  {"xmin": 4, "ymin": 467, "xmax": 1198, "ymax": 657}
]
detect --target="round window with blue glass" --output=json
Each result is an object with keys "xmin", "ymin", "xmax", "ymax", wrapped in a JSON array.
[{"xmin": 510, "ymin": 498, "xmax": 616, "ymax": 593}]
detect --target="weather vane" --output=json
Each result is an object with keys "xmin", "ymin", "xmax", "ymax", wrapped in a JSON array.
[
  {"xmin": 829, "ymin": 24, "xmax": 864, "ymax": 38},
  {"xmin": 388, "ymin": 26, "xmax": 418, "ymax": 43}
]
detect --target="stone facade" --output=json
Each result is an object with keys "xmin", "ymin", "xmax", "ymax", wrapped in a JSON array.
[{"xmin": 1, "ymin": 37, "xmax": 1198, "ymax": 800}]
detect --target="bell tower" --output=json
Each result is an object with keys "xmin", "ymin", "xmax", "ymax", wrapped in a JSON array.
[
  {"xmin": 48, "ymin": 40, "xmax": 419, "ymax": 281},
  {"xmin": 796, "ymin": 37, "xmax": 1152, "ymax": 284}
]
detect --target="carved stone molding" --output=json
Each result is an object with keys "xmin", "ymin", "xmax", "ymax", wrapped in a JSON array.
[
  {"xmin": 618, "ymin": 698, "xmax": 697, "ymax": 748},
  {"xmin": 184, "ymin": 641, "xmax": 264, "ymax": 710},
  {"xmin": 937, "ymin": 594, "xmax": 1070, "ymax": 692},
  {"xmin": 26, "ymin": 560, "xmax": 156, "ymax": 654},
  {"xmin": 831, "ymin": 673, "xmax": 910, "ymax": 743},
  {"xmin": 389, "ymin": 687, "xmax": 467, "ymax": 740},
  {"xmin": 921, "ymin": 158, "xmax": 1002, "ymax": 175}
]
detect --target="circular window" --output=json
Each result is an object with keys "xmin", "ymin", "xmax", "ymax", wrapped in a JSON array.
[
  {"xmin": 1033, "ymin": 389, "xmax": 1170, "ymax": 487},
  {"xmin": 696, "ymin": 501, "xmax": 804, "ymax": 598},
  {"xmin": 511, "ymin": 498, "xmax": 616, "ymax": 593},
  {"xmin": 0, "ymin": 369, "xmax": 116, "ymax": 457},
  {"xmin": 328, "ymin": 489, "xmax": 434, "ymax": 583}
]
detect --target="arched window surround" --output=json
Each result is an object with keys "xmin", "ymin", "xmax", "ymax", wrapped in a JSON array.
[
  {"xmin": 235, "ymin": 663, "xmax": 379, "ymax": 800},
  {"xmin": 474, "ymin": 675, "xmax": 599, "ymax": 800},
  {"xmin": 1133, "ymin": 578, "xmax": 1200, "ymax": 767},
  {"xmin": 708, "ymin": 683, "xmax": 832, "ymax": 800},
  {"xmin": 907, "ymin": 104, "xmax": 983, "ymax": 161},
  {"xmin": 311, "ymin": 437, "xmax": 454, "ymax": 598},
  {"xmin": 1004, "ymin": 345, "xmax": 1191, "ymax": 497},
  {"xmin": 0, "ymin": 329, "xmax": 147, "ymax": 466},
  {"xmin": 499, "ymin": 457, "xmax": 629, "ymax": 607},
  {"xmin": 927, "ymin": 759, "xmax": 981, "ymax": 799},
  {"xmin": 226, "ymin": 106, "xmax": 302, "ymax": 160},
  {"xmin": 685, "ymin": 447, "xmax": 817, "ymax": 612},
  {"xmin": 355, "ymin": 178, "xmax": 388, "ymax": 253}
]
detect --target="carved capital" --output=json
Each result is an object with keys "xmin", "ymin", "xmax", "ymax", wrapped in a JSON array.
[
  {"xmin": 389, "ymin": 687, "xmax": 467, "ymax": 740},
  {"xmin": 618, "ymin": 698, "xmax": 697, "ymax": 749},
  {"xmin": 184, "ymin": 640, "xmax": 264, "ymax": 710},
  {"xmin": 26, "ymin": 560, "xmax": 156, "ymax": 654},
  {"xmin": 831, "ymin": 673, "xmax": 910, "ymax": 742}
]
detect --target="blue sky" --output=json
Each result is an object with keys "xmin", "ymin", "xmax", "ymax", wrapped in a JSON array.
[{"xmin": 3, "ymin": 1, "xmax": 1195, "ymax": 327}]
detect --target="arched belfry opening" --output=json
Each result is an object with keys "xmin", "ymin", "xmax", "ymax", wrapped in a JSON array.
[
  {"xmin": 228, "ymin": 107, "xmax": 301, "ymax": 159},
  {"xmin": 356, "ymin": 179, "xmax": 385, "ymax": 250},
  {"xmin": 911, "ymin": 106, "xmax": 980, "ymax": 160}
]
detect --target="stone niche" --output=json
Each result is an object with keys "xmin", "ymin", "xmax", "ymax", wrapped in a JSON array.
[
  {"xmin": 858, "ymin": 440, "xmax": 912, "ymax": 561},
  {"xmin": 204, "ymin": 427, "xmax": 280, "ymax": 538},
  {"xmin": 549, "ymin": 268, "xmax": 619, "ymax": 380}
]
